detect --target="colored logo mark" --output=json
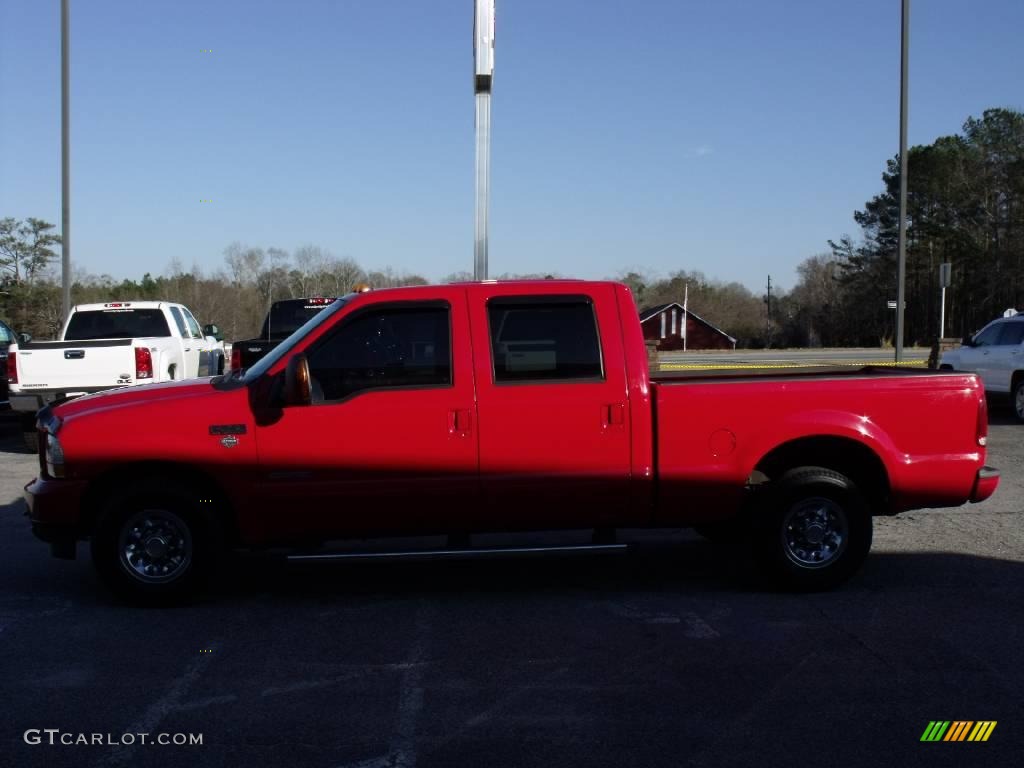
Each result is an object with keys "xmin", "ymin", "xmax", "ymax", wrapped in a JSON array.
[{"xmin": 920, "ymin": 721, "xmax": 997, "ymax": 742}]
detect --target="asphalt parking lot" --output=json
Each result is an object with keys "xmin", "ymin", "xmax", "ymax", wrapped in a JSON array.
[{"xmin": 1, "ymin": 407, "xmax": 1021, "ymax": 768}]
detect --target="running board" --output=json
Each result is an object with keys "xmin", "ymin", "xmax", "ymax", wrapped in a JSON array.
[{"xmin": 287, "ymin": 543, "xmax": 628, "ymax": 563}]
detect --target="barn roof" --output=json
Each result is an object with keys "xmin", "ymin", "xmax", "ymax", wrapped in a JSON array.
[{"xmin": 638, "ymin": 302, "xmax": 737, "ymax": 343}]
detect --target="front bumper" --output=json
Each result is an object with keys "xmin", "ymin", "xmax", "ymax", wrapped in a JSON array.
[
  {"xmin": 11, "ymin": 388, "xmax": 110, "ymax": 414},
  {"xmin": 970, "ymin": 466, "xmax": 1000, "ymax": 503},
  {"xmin": 24, "ymin": 476, "xmax": 89, "ymax": 556},
  {"xmin": 10, "ymin": 393, "xmax": 45, "ymax": 413}
]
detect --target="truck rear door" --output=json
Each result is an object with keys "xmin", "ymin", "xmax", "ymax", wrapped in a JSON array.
[{"xmin": 468, "ymin": 285, "xmax": 633, "ymax": 529}]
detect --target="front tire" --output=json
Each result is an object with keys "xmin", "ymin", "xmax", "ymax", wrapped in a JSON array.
[
  {"xmin": 91, "ymin": 482, "xmax": 219, "ymax": 604},
  {"xmin": 752, "ymin": 467, "xmax": 872, "ymax": 591}
]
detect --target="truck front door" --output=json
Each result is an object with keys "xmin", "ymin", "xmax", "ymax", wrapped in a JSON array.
[{"xmin": 253, "ymin": 289, "xmax": 479, "ymax": 539}]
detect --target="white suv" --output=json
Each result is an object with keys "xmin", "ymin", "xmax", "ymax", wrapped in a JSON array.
[{"xmin": 940, "ymin": 315, "xmax": 1024, "ymax": 421}]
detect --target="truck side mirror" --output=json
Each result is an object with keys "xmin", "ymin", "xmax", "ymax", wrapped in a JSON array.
[
  {"xmin": 203, "ymin": 324, "xmax": 223, "ymax": 342},
  {"xmin": 17, "ymin": 332, "xmax": 32, "ymax": 345},
  {"xmin": 284, "ymin": 354, "xmax": 312, "ymax": 406}
]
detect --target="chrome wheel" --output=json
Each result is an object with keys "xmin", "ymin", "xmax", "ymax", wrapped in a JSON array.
[
  {"xmin": 118, "ymin": 509, "xmax": 193, "ymax": 583},
  {"xmin": 781, "ymin": 496, "xmax": 848, "ymax": 569}
]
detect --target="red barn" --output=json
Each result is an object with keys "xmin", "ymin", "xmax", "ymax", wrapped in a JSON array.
[{"xmin": 639, "ymin": 302, "xmax": 737, "ymax": 351}]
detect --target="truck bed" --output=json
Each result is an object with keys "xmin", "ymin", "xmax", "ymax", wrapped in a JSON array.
[{"xmin": 650, "ymin": 366, "xmax": 985, "ymax": 524}]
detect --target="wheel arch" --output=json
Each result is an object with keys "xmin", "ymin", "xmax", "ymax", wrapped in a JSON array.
[
  {"xmin": 750, "ymin": 435, "xmax": 891, "ymax": 514},
  {"xmin": 80, "ymin": 461, "xmax": 239, "ymax": 544}
]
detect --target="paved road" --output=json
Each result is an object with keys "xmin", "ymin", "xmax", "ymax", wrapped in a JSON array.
[{"xmin": 0, "ymin": 408, "xmax": 1021, "ymax": 768}]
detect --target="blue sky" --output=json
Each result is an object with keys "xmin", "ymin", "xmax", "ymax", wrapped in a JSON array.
[{"xmin": 1, "ymin": 0, "xmax": 1021, "ymax": 293}]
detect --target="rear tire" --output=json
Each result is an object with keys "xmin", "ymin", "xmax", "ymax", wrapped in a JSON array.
[
  {"xmin": 91, "ymin": 481, "xmax": 220, "ymax": 604},
  {"xmin": 751, "ymin": 467, "xmax": 872, "ymax": 591}
]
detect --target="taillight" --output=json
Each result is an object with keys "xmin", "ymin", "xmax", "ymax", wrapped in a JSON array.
[
  {"xmin": 135, "ymin": 347, "xmax": 153, "ymax": 379},
  {"xmin": 230, "ymin": 346, "xmax": 241, "ymax": 371},
  {"xmin": 6, "ymin": 350, "xmax": 16, "ymax": 384},
  {"xmin": 977, "ymin": 393, "xmax": 989, "ymax": 447}
]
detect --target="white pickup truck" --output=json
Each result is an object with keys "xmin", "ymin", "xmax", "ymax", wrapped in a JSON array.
[
  {"xmin": 940, "ymin": 312, "xmax": 1024, "ymax": 422},
  {"xmin": 8, "ymin": 301, "xmax": 225, "ymax": 449}
]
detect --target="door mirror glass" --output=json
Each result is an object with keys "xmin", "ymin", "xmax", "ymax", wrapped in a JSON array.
[
  {"xmin": 284, "ymin": 354, "xmax": 312, "ymax": 406},
  {"xmin": 203, "ymin": 324, "xmax": 223, "ymax": 342},
  {"xmin": 17, "ymin": 332, "xmax": 33, "ymax": 345}
]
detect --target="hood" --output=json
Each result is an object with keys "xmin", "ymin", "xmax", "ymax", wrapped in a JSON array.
[{"xmin": 54, "ymin": 377, "xmax": 225, "ymax": 422}]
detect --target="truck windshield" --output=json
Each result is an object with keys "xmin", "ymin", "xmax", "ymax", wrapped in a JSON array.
[
  {"xmin": 64, "ymin": 308, "xmax": 171, "ymax": 340},
  {"xmin": 262, "ymin": 298, "xmax": 339, "ymax": 340},
  {"xmin": 243, "ymin": 296, "xmax": 350, "ymax": 382}
]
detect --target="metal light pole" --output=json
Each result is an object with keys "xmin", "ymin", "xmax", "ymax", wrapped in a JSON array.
[
  {"xmin": 473, "ymin": 0, "xmax": 495, "ymax": 280},
  {"xmin": 61, "ymin": 0, "xmax": 72, "ymax": 319},
  {"xmin": 895, "ymin": 0, "xmax": 910, "ymax": 362},
  {"xmin": 939, "ymin": 262, "xmax": 951, "ymax": 339}
]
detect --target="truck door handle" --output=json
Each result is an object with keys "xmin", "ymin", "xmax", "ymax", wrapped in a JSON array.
[
  {"xmin": 603, "ymin": 403, "xmax": 625, "ymax": 427},
  {"xmin": 448, "ymin": 409, "xmax": 472, "ymax": 436}
]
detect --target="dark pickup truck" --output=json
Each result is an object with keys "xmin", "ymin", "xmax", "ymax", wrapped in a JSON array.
[{"xmin": 230, "ymin": 297, "xmax": 338, "ymax": 370}]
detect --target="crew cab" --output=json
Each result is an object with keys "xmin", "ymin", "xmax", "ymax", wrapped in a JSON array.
[
  {"xmin": 940, "ymin": 313, "xmax": 1024, "ymax": 422},
  {"xmin": 8, "ymin": 301, "xmax": 225, "ymax": 449},
  {"xmin": 24, "ymin": 281, "xmax": 998, "ymax": 602},
  {"xmin": 230, "ymin": 297, "xmax": 338, "ymax": 371}
]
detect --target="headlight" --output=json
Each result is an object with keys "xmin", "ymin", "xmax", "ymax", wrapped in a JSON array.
[{"xmin": 45, "ymin": 433, "xmax": 66, "ymax": 478}]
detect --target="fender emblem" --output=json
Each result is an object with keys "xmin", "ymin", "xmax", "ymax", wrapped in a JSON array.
[{"xmin": 220, "ymin": 436, "xmax": 239, "ymax": 448}]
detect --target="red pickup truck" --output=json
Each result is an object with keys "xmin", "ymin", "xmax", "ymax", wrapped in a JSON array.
[{"xmin": 24, "ymin": 280, "xmax": 998, "ymax": 602}]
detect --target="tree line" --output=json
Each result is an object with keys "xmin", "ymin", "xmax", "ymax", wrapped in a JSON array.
[{"xmin": 3, "ymin": 107, "xmax": 1021, "ymax": 347}]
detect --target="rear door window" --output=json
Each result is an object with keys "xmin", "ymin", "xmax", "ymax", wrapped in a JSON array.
[
  {"xmin": 487, "ymin": 297, "xmax": 604, "ymax": 383},
  {"xmin": 996, "ymin": 322, "xmax": 1024, "ymax": 346}
]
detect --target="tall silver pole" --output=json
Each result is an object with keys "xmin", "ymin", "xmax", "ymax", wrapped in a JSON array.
[
  {"xmin": 895, "ymin": 0, "xmax": 909, "ymax": 362},
  {"xmin": 61, "ymin": 0, "xmax": 71, "ymax": 320},
  {"xmin": 473, "ymin": 1, "xmax": 495, "ymax": 280},
  {"xmin": 474, "ymin": 92, "xmax": 491, "ymax": 281},
  {"xmin": 939, "ymin": 285, "xmax": 946, "ymax": 339}
]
